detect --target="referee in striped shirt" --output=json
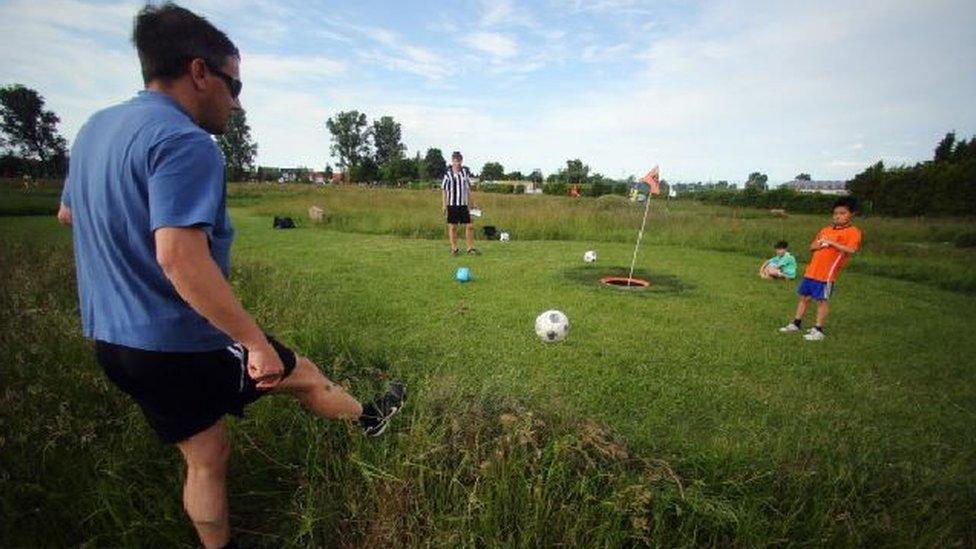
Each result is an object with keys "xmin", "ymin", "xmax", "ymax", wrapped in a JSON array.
[{"xmin": 441, "ymin": 151, "xmax": 479, "ymax": 255}]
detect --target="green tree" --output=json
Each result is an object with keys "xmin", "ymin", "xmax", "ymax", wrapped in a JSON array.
[
  {"xmin": 424, "ymin": 148, "xmax": 446, "ymax": 179},
  {"xmin": 413, "ymin": 152, "xmax": 428, "ymax": 180},
  {"xmin": 561, "ymin": 159, "xmax": 590, "ymax": 184},
  {"xmin": 934, "ymin": 132, "xmax": 955, "ymax": 162},
  {"xmin": 481, "ymin": 161, "xmax": 504, "ymax": 180},
  {"xmin": 954, "ymin": 137, "xmax": 976, "ymax": 161},
  {"xmin": 372, "ymin": 115, "xmax": 405, "ymax": 166},
  {"xmin": 0, "ymin": 84, "xmax": 67, "ymax": 175},
  {"xmin": 216, "ymin": 110, "xmax": 257, "ymax": 182},
  {"xmin": 379, "ymin": 156, "xmax": 418, "ymax": 183},
  {"xmin": 326, "ymin": 110, "xmax": 371, "ymax": 173},
  {"xmin": 348, "ymin": 157, "xmax": 379, "ymax": 183},
  {"xmin": 505, "ymin": 170, "xmax": 524, "ymax": 180},
  {"xmin": 529, "ymin": 169, "xmax": 543, "ymax": 184},
  {"xmin": 745, "ymin": 171, "xmax": 769, "ymax": 190},
  {"xmin": 795, "ymin": 173, "xmax": 812, "ymax": 181}
]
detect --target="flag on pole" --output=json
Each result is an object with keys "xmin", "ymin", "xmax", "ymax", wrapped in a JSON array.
[{"xmin": 642, "ymin": 166, "xmax": 661, "ymax": 195}]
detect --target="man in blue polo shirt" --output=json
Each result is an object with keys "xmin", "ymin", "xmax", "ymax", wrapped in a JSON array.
[{"xmin": 57, "ymin": 5, "xmax": 404, "ymax": 548}]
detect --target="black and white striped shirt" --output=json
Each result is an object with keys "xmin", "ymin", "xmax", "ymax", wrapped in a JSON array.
[{"xmin": 441, "ymin": 168, "xmax": 470, "ymax": 207}]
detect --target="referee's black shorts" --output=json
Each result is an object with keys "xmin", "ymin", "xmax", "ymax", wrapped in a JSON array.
[
  {"xmin": 446, "ymin": 205, "xmax": 471, "ymax": 224},
  {"xmin": 95, "ymin": 335, "xmax": 297, "ymax": 444}
]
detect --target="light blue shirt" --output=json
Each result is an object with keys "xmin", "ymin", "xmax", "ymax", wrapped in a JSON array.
[
  {"xmin": 62, "ymin": 91, "xmax": 234, "ymax": 351},
  {"xmin": 768, "ymin": 251, "xmax": 797, "ymax": 279}
]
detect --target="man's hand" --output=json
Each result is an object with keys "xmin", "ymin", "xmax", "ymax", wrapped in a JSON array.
[
  {"xmin": 246, "ymin": 341, "xmax": 284, "ymax": 389},
  {"xmin": 57, "ymin": 203, "xmax": 72, "ymax": 226}
]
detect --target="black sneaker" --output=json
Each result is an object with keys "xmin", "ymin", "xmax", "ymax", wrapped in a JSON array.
[
  {"xmin": 360, "ymin": 381, "xmax": 407, "ymax": 437},
  {"xmin": 467, "ymin": 248, "xmax": 480, "ymax": 255},
  {"xmin": 451, "ymin": 248, "xmax": 460, "ymax": 256}
]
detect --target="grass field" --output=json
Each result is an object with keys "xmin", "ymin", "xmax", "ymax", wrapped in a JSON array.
[{"xmin": 2, "ymin": 181, "xmax": 976, "ymax": 546}]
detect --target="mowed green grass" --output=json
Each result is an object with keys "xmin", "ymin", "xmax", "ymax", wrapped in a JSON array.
[{"xmin": 2, "ymin": 188, "xmax": 976, "ymax": 546}]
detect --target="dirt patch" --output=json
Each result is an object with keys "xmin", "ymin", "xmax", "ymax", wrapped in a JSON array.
[{"xmin": 564, "ymin": 265, "xmax": 695, "ymax": 296}]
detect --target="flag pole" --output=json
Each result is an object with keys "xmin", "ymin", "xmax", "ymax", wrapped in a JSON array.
[
  {"xmin": 627, "ymin": 193, "xmax": 652, "ymax": 286},
  {"xmin": 627, "ymin": 166, "xmax": 659, "ymax": 286}
]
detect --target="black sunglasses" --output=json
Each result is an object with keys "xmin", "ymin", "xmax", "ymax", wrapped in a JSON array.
[{"xmin": 204, "ymin": 61, "xmax": 242, "ymax": 99}]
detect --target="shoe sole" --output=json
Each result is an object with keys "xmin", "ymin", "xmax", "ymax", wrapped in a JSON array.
[{"xmin": 364, "ymin": 403, "xmax": 403, "ymax": 437}]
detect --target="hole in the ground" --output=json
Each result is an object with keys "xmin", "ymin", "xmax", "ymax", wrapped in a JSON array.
[
  {"xmin": 563, "ymin": 266, "xmax": 694, "ymax": 296},
  {"xmin": 600, "ymin": 276, "xmax": 651, "ymax": 289}
]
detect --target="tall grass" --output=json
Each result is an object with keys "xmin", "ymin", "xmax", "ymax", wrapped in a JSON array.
[
  {"xmin": 240, "ymin": 183, "xmax": 976, "ymax": 293},
  {"xmin": 3, "ymin": 209, "xmax": 975, "ymax": 546}
]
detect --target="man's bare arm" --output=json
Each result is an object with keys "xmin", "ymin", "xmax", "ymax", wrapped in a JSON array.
[{"xmin": 155, "ymin": 226, "xmax": 283, "ymax": 388}]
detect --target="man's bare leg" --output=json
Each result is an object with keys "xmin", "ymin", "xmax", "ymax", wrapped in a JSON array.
[
  {"xmin": 177, "ymin": 421, "xmax": 231, "ymax": 549},
  {"xmin": 448, "ymin": 224, "xmax": 458, "ymax": 251},
  {"xmin": 273, "ymin": 357, "xmax": 363, "ymax": 419},
  {"xmin": 464, "ymin": 223, "xmax": 475, "ymax": 251}
]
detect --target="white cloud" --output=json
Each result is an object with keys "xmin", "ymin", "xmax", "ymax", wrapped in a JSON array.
[
  {"xmin": 2, "ymin": 0, "xmax": 974, "ymax": 180},
  {"xmin": 520, "ymin": 0, "xmax": 976, "ymax": 181},
  {"xmin": 244, "ymin": 54, "xmax": 346, "ymax": 85},
  {"xmin": 462, "ymin": 32, "xmax": 519, "ymax": 60},
  {"xmin": 314, "ymin": 14, "xmax": 453, "ymax": 80},
  {"xmin": 356, "ymin": 50, "xmax": 451, "ymax": 80},
  {"xmin": 481, "ymin": 0, "xmax": 514, "ymax": 26},
  {"xmin": 581, "ymin": 42, "xmax": 631, "ymax": 63}
]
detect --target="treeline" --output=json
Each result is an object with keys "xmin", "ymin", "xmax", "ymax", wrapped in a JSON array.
[
  {"xmin": 691, "ymin": 187, "xmax": 838, "ymax": 214},
  {"xmin": 325, "ymin": 110, "xmax": 450, "ymax": 184},
  {"xmin": 846, "ymin": 133, "xmax": 976, "ymax": 216}
]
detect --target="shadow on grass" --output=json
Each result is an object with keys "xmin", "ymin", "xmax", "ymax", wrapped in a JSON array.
[{"xmin": 563, "ymin": 265, "xmax": 696, "ymax": 296}]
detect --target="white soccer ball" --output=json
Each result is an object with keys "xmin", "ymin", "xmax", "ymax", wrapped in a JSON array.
[
  {"xmin": 583, "ymin": 250, "xmax": 597, "ymax": 263},
  {"xmin": 499, "ymin": 232, "xmax": 511, "ymax": 242},
  {"xmin": 535, "ymin": 310, "xmax": 570, "ymax": 342}
]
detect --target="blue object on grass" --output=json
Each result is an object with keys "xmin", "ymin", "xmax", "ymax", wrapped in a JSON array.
[{"xmin": 455, "ymin": 267, "xmax": 471, "ymax": 282}]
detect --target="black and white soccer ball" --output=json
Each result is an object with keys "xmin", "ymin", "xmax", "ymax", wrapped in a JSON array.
[
  {"xmin": 583, "ymin": 250, "xmax": 597, "ymax": 263},
  {"xmin": 535, "ymin": 310, "xmax": 570, "ymax": 342}
]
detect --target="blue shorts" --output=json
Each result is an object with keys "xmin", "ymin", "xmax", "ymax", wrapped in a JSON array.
[{"xmin": 797, "ymin": 277, "xmax": 833, "ymax": 301}]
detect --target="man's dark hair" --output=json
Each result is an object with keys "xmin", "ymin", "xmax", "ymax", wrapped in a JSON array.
[
  {"xmin": 132, "ymin": 3, "xmax": 239, "ymax": 85},
  {"xmin": 832, "ymin": 196, "xmax": 859, "ymax": 213},
  {"xmin": 451, "ymin": 151, "xmax": 463, "ymax": 160},
  {"xmin": 774, "ymin": 240, "xmax": 788, "ymax": 250}
]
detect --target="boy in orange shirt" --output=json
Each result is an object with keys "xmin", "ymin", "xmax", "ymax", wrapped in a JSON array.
[{"xmin": 779, "ymin": 197, "xmax": 862, "ymax": 341}]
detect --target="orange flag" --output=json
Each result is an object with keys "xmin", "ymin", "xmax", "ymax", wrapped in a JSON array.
[{"xmin": 642, "ymin": 166, "xmax": 661, "ymax": 195}]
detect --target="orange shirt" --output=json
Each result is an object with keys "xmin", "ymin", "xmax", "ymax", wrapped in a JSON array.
[{"xmin": 803, "ymin": 225, "xmax": 862, "ymax": 282}]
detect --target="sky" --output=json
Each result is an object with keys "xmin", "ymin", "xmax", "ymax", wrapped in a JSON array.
[{"xmin": 1, "ymin": 0, "xmax": 975, "ymax": 184}]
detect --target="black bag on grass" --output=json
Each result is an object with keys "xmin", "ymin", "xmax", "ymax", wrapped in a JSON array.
[
  {"xmin": 273, "ymin": 216, "xmax": 296, "ymax": 229},
  {"xmin": 483, "ymin": 225, "xmax": 497, "ymax": 239}
]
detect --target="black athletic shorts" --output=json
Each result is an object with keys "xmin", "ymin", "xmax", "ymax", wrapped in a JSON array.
[
  {"xmin": 95, "ymin": 335, "xmax": 297, "ymax": 444},
  {"xmin": 446, "ymin": 205, "xmax": 471, "ymax": 225}
]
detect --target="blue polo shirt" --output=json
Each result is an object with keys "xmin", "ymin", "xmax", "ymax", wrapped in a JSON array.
[{"xmin": 61, "ymin": 90, "xmax": 234, "ymax": 351}]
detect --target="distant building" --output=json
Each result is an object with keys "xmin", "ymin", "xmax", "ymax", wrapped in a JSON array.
[{"xmin": 782, "ymin": 180, "xmax": 848, "ymax": 195}]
